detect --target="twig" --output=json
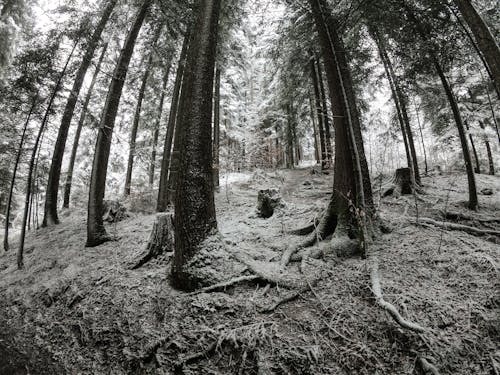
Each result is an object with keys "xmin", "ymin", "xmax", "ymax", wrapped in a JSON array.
[{"xmin": 188, "ymin": 275, "xmax": 260, "ymax": 295}]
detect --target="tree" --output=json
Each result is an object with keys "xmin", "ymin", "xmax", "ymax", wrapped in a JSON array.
[
  {"xmin": 124, "ymin": 24, "xmax": 162, "ymax": 196},
  {"xmin": 170, "ymin": 0, "xmax": 221, "ymax": 290},
  {"xmin": 62, "ymin": 42, "xmax": 108, "ymax": 208},
  {"xmin": 18, "ymin": 41, "xmax": 78, "ymax": 268},
  {"xmin": 310, "ymin": 56, "xmax": 327, "ymax": 168},
  {"xmin": 453, "ymin": 0, "xmax": 500, "ymax": 95},
  {"xmin": 213, "ymin": 65, "xmax": 221, "ymax": 188},
  {"xmin": 86, "ymin": 0, "xmax": 151, "ymax": 247},
  {"xmin": 43, "ymin": 0, "xmax": 117, "ymax": 226}
]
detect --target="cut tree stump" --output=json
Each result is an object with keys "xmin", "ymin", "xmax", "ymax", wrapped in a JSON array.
[
  {"xmin": 129, "ymin": 212, "xmax": 174, "ymax": 269},
  {"xmin": 256, "ymin": 188, "xmax": 284, "ymax": 218},
  {"xmin": 102, "ymin": 200, "xmax": 128, "ymax": 223},
  {"xmin": 382, "ymin": 168, "xmax": 413, "ymax": 198}
]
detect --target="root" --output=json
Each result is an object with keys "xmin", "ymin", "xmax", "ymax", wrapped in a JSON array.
[
  {"xmin": 189, "ymin": 275, "xmax": 260, "ymax": 295},
  {"xmin": 418, "ymin": 356, "xmax": 441, "ymax": 375},
  {"xmin": 417, "ymin": 217, "xmax": 500, "ymax": 237},
  {"xmin": 288, "ymin": 222, "xmax": 316, "ymax": 236},
  {"xmin": 368, "ymin": 256, "xmax": 427, "ymax": 333},
  {"xmin": 441, "ymin": 210, "xmax": 500, "ymax": 224},
  {"xmin": 259, "ymin": 277, "xmax": 320, "ymax": 313},
  {"xmin": 174, "ymin": 341, "xmax": 217, "ymax": 370}
]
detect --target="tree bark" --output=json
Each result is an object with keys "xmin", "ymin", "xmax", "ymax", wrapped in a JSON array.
[
  {"xmin": 465, "ymin": 120, "xmax": 481, "ymax": 174},
  {"xmin": 171, "ymin": 0, "xmax": 221, "ymax": 290},
  {"xmin": 308, "ymin": 94, "xmax": 320, "ymax": 164},
  {"xmin": 310, "ymin": 57, "xmax": 327, "ymax": 168},
  {"xmin": 479, "ymin": 120, "xmax": 495, "ymax": 175},
  {"xmin": 124, "ymin": 26, "xmax": 162, "ymax": 196},
  {"xmin": 43, "ymin": 0, "xmax": 117, "ymax": 227},
  {"xmin": 413, "ymin": 99, "xmax": 429, "ymax": 175},
  {"xmin": 213, "ymin": 65, "xmax": 221, "ymax": 188},
  {"xmin": 317, "ymin": 57, "xmax": 333, "ymax": 165},
  {"xmin": 149, "ymin": 59, "xmax": 172, "ymax": 187},
  {"xmin": 63, "ymin": 42, "xmax": 108, "ymax": 209},
  {"xmin": 453, "ymin": 0, "xmax": 500, "ymax": 96},
  {"xmin": 18, "ymin": 42, "xmax": 77, "ymax": 268},
  {"xmin": 4, "ymin": 96, "xmax": 36, "ymax": 251},
  {"xmin": 86, "ymin": 0, "xmax": 151, "ymax": 247},
  {"xmin": 157, "ymin": 29, "xmax": 190, "ymax": 212}
]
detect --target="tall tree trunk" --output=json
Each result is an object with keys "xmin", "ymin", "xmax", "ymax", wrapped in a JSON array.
[
  {"xmin": 63, "ymin": 42, "xmax": 108, "ymax": 209},
  {"xmin": 310, "ymin": 57, "xmax": 327, "ymax": 168},
  {"xmin": 479, "ymin": 120, "xmax": 495, "ymax": 175},
  {"xmin": 309, "ymin": 0, "xmax": 370, "ymax": 256},
  {"xmin": 465, "ymin": 120, "xmax": 481, "ymax": 173},
  {"xmin": 157, "ymin": 29, "xmax": 190, "ymax": 212},
  {"xmin": 317, "ymin": 57, "xmax": 333, "ymax": 165},
  {"xmin": 149, "ymin": 59, "xmax": 173, "ymax": 186},
  {"xmin": 4, "ymin": 96, "xmax": 36, "ymax": 252},
  {"xmin": 171, "ymin": 0, "xmax": 221, "ymax": 290},
  {"xmin": 373, "ymin": 29, "xmax": 421, "ymax": 184},
  {"xmin": 309, "ymin": 94, "xmax": 320, "ymax": 164},
  {"xmin": 18, "ymin": 42, "xmax": 77, "ymax": 268},
  {"xmin": 406, "ymin": 7, "xmax": 478, "ymax": 209},
  {"xmin": 434, "ymin": 60, "xmax": 478, "ymax": 209},
  {"xmin": 124, "ymin": 26, "xmax": 162, "ymax": 196},
  {"xmin": 453, "ymin": 0, "xmax": 500, "ymax": 96},
  {"xmin": 86, "ymin": 0, "xmax": 150, "ymax": 247},
  {"xmin": 43, "ymin": 0, "xmax": 117, "ymax": 227},
  {"xmin": 213, "ymin": 66, "xmax": 221, "ymax": 188},
  {"xmin": 413, "ymin": 99, "xmax": 429, "ymax": 175}
]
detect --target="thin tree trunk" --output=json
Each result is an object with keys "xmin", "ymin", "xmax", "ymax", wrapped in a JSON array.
[
  {"xmin": 434, "ymin": 59, "xmax": 478, "ymax": 209},
  {"xmin": 157, "ymin": 29, "xmax": 190, "ymax": 212},
  {"xmin": 413, "ymin": 99, "xmax": 429, "ymax": 175},
  {"xmin": 317, "ymin": 57, "xmax": 333, "ymax": 165},
  {"xmin": 18, "ymin": 42, "xmax": 77, "ymax": 268},
  {"xmin": 4, "ymin": 96, "xmax": 36, "ymax": 251},
  {"xmin": 309, "ymin": 94, "xmax": 320, "ymax": 164},
  {"xmin": 149, "ymin": 59, "xmax": 172, "ymax": 186},
  {"xmin": 453, "ymin": 0, "xmax": 500, "ymax": 96},
  {"xmin": 171, "ymin": 0, "xmax": 221, "ymax": 290},
  {"xmin": 310, "ymin": 57, "xmax": 327, "ymax": 168},
  {"xmin": 124, "ymin": 27, "xmax": 162, "ymax": 196},
  {"xmin": 43, "ymin": 0, "xmax": 117, "ymax": 226},
  {"xmin": 465, "ymin": 120, "xmax": 481, "ymax": 173},
  {"xmin": 63, "ymin": 42, "xmax": 108, "ymax": 208},
  {"xmin": 213, "ymin": 66, "xmax": 221, "ymax": 188},
  {"xmin": 479, "ymin": 120, "xmax": 495, "ymax": 175},
  {"xmin": 87, "ymin": 0, "xmax": 151, "ymax": 247}
]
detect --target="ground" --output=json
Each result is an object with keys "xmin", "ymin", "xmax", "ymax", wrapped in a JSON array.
[{"xmin": 0, "ymin": 169, "xmax": 498, "ymax": 374}]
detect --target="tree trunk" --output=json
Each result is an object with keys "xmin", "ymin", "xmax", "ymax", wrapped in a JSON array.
[
  {"xmin": 86, "ymin": 0, "xmax": 150, "ymax": 247},
  {"xmin": 149, "ymin": 59, "xmax": 173, "ymax": 187},
  {"xmin": 317, "ymin": 57, "xmax": 333, "ymax": 165},
  {"xmin": 157, "ymin": 29, "xmax": 190, "ymax": 212},
  {"xmin": 479, "ymin": 120, "xmax": 495, "ymax": 175},
  {"xmin": 453, "ymin": 0, "xmax": 500, "ymax": 96},
  {"xmin": 18, "ymin": 42, "xmax": 77, "ymax": 268},
  {"xmin": 413, "ymin": 99, "xmax": 429, "ymax": 175},
  {"xmin": 434, "ymin": 60, "xmax": 478, "ymax": 209},
  {"xmin": 43, "ymin": 0, "xmax": 117, "ymax": 227},
  {"xmin": 465, "ymin": 120, "xmax": 481, "ymax": 173},
  {"xmin": 309, "ymin": 94, "xmax": 320, "ymax": 164},
  {"xmin": 4, "ymin": 96, "xmax": 36, "ymax": 252},
  {"xmin": 171, "ymin": 0, "xmax": 221, "ymax": 290},
  {"xmin": 63, "ymin": 42, "xmax": 108, "ymax": 209},
  {"xmin": 308, "ymin": 0, "xmax": 368, "ymax": 256},
  {"xmin": 213, "ymin": 66, "xmax": 221, "ymax": 188},
  {"xmin": 124, "ymin": 26, "xmax": 162, "ymax": 196},
  {"xmin": 310, "ymin": 57, "xmax": 327, "ymax": 168}
]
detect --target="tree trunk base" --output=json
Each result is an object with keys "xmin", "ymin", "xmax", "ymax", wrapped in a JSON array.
[
  {"xmin": 382, "ymin": 168, "xmax": 413, "ymax": 198},
  {"xmin": 256, "ymin": 189, "xmax": 284, "ymax": 218},
  {"xmin": 129, "ymin": 213, "xmax": 174, "ymax": 269}
]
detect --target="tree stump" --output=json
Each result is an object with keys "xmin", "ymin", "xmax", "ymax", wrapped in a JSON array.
[
  {"xmin": 129, "ymin": 213, "xmax": 174, "ymax": 269},
  {"xmin": 382, "ymin": 168, "xmax": 413, "ymax": 198},
  {"xmin": 102, "ymin": 200, "xmax": 128, "ymax": 223},
  {"xmin": 257, "ymin": 188, "xmax": 284, "ymax": 218}
]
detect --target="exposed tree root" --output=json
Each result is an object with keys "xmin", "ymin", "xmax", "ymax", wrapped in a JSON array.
[
  {"xmin": 288, "ymin": 215, "xmax": 321, "ymax": 235},
  {"xmin": 189, "ymin": 275, "xmax": 260, "ymax": 295},
  {"xmin": 174, "ymin": 341, "xmax": 217, "ymax": 370},
  {"xmin": 417, "ymin": 356, "xmax": 441, "ymax": 375},
  {"xmin": 259, "ymin": 277, "xmax": 319, "ymax": 313},
  {"xmin": 368, "ymin": 256, "xmax": 427, "ymax": 333},
  {"xmin": 417, "ymin": 217, "xmax": 500, "ymax": 237},
  {"xmin": 441, "ymin": 210, "xmax": 500, "ymax": 224}
]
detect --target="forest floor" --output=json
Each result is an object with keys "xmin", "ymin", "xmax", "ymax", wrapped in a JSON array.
[{"xmin": 0, "ymin": 168, "xmax": 499, "ymax": 375}]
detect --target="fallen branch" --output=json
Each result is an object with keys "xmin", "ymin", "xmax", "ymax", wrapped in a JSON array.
[
  {"xmin": 368, "ymin": 256, "xmax": 427, "ymax": 333},
  {"xmin": 416, "ymin": 217, "xmax": 500, "ymax": 237},
  {"xmin": 174, "ymin": 341, "xmax": 217, "ymax": 369},
  {"xmin": 418, "ymin": 356, "xmax": 441, "ymax": 375}
]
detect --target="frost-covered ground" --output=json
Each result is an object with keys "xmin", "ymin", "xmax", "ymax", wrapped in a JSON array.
[{"xmin": 0, "ymin": 168, "xmax": 499, "ymax": 374}]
